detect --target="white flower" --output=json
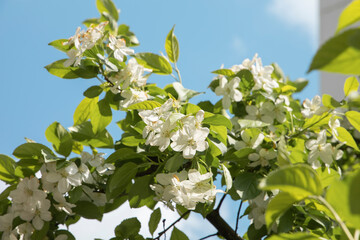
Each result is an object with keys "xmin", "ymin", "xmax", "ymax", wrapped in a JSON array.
[
  {"xmin": 97, "ymin": 53, "xmax": 118, "ymax": 72},
  {"xmin": 0, "ymin": 213, "xmax": 16, "ymax": 240},
  {"xmin": 214, "ymin": 76, "xmax": 243, "ymax": 109},
  {"xmin": 139, "ymin": 98, "xmax": 174, "ymax": 125},
  {"xmin": 52, "ymin": 190, "xmax": 76, "ymax": 215},
  {"xmin": 108, "ymin": 35, "xmax": 135, "ymax": 62},
  {"xmin": 170, "ymin": 125, "xmax": 209, "ymax": 159},
  {"xmin": 120, "ymin": 88, "xmax": 148, "ymax": 108},
  {"xmin": 46, "ymin": 162, "xmax": 82, "ymax": 193},
  {"xmin": 150, "ymin": 118, "xmax": 177, "ymax": 152},
  {"xmin": 251, "ymin": 56, "xmax": 278, "ymax": 94},
  {"xmin": 63, "ymin": 48, "xmax": 83, "ymax": 67},
  {"xmin": 245, "ymin": 102, "xmax": 275, "ymax": 124},
  {"xmin": 16, "ymin": 223, "xmax": 34, "ymax": 240},
  {"xmin": 305, "ymin": 130, "xmax": 333, "ymax": 168},
  {"xmin": 81, "ymin": 186, "xmax": 107, "ymax": 206},
  {"xmin": 301, "ymin": 95, "xmax": 327, "ymax": 118},
  {"xmin": 329, "ymin": 116, "xmax": 340, "ymax": 138},
  {"xmin": 248, "ymin": 148, "xmax": 277, "ymax": 167},
  {"xmin": 234, "ymin": 130, "xmax": 264, "ymax": 150},
  {"xmin": 248, "ymin": 192, "xmax": 269, "ymax": 230},
  {"xmin": 81, "ymin": 151, "xmax": 114, "ymax": 176}
]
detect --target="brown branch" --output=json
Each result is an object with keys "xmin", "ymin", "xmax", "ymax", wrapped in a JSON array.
[
  {"xmin": 205, "ymin": 209, "xmax": 243, "ymax": 240},
  {"xmin": 199, "ymin": 233, "xmax": 218, "ymax": 240}
]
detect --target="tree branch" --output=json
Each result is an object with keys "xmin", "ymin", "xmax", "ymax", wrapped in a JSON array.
[
  {"xmin": 154, "ymin": 210, "xmax": 190, "ymax": 240},
  {"xmin": 199, "ymin": 233, "xmax": 218, "ymax": 240},
  {"xmin": 205, "ymin": 209, "xmax": 243, "ymax": 240},
  {"xmin": 216, "ymin": 194, "xmax": 227, "ymax": 211},
  {"xmin": 235, "ymin": 200, "xmax": 243, "ymax": 233}
]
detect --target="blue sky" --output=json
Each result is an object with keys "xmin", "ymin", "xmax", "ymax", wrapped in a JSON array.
[{"xmin": 0, "ymin": 0, "xmax": 319, "ymax": 239}]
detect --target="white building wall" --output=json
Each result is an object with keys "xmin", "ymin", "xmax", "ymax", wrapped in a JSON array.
[{"xmin": 320, "ymin": 0, "xmax": 351, "ymax": 100}]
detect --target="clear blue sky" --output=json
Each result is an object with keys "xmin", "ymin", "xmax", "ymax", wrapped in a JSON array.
[{"xmin": 0, "ymin": 0, "xmax": 319, "ymax": 238}]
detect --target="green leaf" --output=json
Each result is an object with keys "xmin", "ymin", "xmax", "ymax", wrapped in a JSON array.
[
  {"xmin": 287, "ymin": 78, "xmax": 309, "ymax": 93},
  {"xmin": 127, "ymin": 100, "xmax": 162, "ymax": 110},
  {"xmin": 345, "ymin": 111, "xmax": 360, "ymax": 132},
  {"xmin": 322, "ymin": 94, "xmax": 341, "ymax": 109},
  {"xmin": 308, "ymin": 29, "xmax": 360, "ymax": 75},
  {"xmin": 134, "ymin": 52, "xmax": 172, "ymax": 75},
  {"xmin": 165, "ymin": 25, "xmax": 179, "ymax": 63},
  {"xmin": 165, "ymin": 153, "xmax": 184, "ymax": 172},
  {"xmin": 90, "ymin": 99, "xmax": 112, "ymax": 134},
  {"xmin": 267, "ymin": 232, "xmax": 319, "ymax": 240},
  {"xmin": 83, "ymin": 86, "xmax": 103, "ymax": 98},
  {"xmin": 238, "ymin": 119, "xmax": 270, "ymax": 128},
  {"xmin": 105, "ymin": 148, "xmax": 143, "ymax": 163},
  {"xmin": 69, "ymin": 121, "xmax": 114, "ymax": 148},
  {"xmin": 128, "ymin": 175, "xmax": 156, "ymax": 209},
  {"xmin": 344, "ymin": 76, "xmax": 359, "ymax": 97},
  {"xmin": 350, "ymin": 169, "xmax": 360, "ymax": 215},
  {"xmin": 74, "ymin": 97, "xmax": 98, "ymax": 126},
  {"xmin": 237, "ymin": 69, "xmax": 255, "ymax": 92},
  {"xmin": 302, "ymin": 112, "xmax": 331, "ymax": 130},
  {"xmin": 13, "ymin": 143, "xmax": 53, "ymax": 160},
  {"xmin": 117, "ymin": 24, "xmax": 139, "ymax": 46},
  {"xmin": 211, "ymin": 69, "xmax": 235, "ymax": 76},
  {"xmin": 109, "ymin": 162, "xmax": 137, "ymax": 198},
  {"xmin": 336, "ymin": 126, "xmax": 360, "ymax": 151},
  {"xmin": 73, "ymin": 201, "xmax": 102, "ymax": 220},
  {"xmin": 265, "ymin": 192, "xmax": 303, "ymax": 230},
  {"xmin": 233, "ymin": 172, "xmax": 261, "ymax": 200},
  {"xmin": 336, "ymin": 0, "xmax": 360, "ymax": 33},
  {"xmin": 96, "ymin": 0, "xmax": 119, "ymax": 21},
  {"xmin": 170, "ymin": 227, "xmax": 189, "ymax": 240},
  {"xmin": 45, "ymin": 122, "xmax": 73, "ymax": 157},
  {"xmin": 0, "ymin": 155, "xmax": 16, "ymax": 183},
  {"xmin": 203, "ymin": 114, "xmax": 232, "ymax": 130},
  {"xmin": 48, "ymin": 39, "xmax": 72, "ymax": 52},
  {"xmin": 45, "ymin": 59, "xmax": 99, "ymax": 79},
  {"xmin": 149, "ymin": 208, "xmax": 161, "ymax": 236},
  {"xmin": 173, "ymin": 82, "xmax": 203, "ymax": 101},
  {"xmin": 115, "ymin": 218, "xmax": 141, "ymax": 238},
  {"xmin": 259, "ymin": 164, "xmax": 322, "ymax": 198},
  {"xmin": 326, "ymin": 174, "xmax": 360, "ymax": 229}
]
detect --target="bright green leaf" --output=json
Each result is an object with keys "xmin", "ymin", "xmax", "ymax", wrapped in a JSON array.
[
  {"xmin": 45, "ymin": 122, "xmax": 73, "ymax": 157},
  {"xmin": 344, "ymin": 76, "xmax": 359, "ymax": 97},
  {"xmin": 149, "ymin": 208, "xmax": 161, "ymax": 236},
  {"xmin": 165, "ymin": 25, "xmax": 179, "ymax": 63},
  {"xmin": 96, "ymin": 0, "xmax": 119, "ymax": 21},
  {"xmin": 48, "ymin": 39, "xmax": 72, "ymax": 52},
  {"xmin": 259, "ymin": 164, "xmax": 322, "ymax": 198},
  {"xmin": 237, "ymin": 69, "xmax": 255, "ymax": 92},
  {"xmin": 322, "ymin": 94, "xmax": 341, "ymax": 109},
  {"xmin": 127, "ymin": 100, "xmax": 162, "ymax": 110},
  {"xmin": 266, "ymin": 192, "xmax": 303, "ymax": 230},
  {"xmin": 336, "ymin": 126, "xmax": 359, "ymax": 151},
  {"xmin": 134, "ymin": 52, "xmax": 172, "ymax": 75},
  {"xmin": 345, "ymin": 111, "xmax": 360, "ymax": 133},
  {"xmin": 211, "ymin": 69, "xmax": 235, "ymax": 76},
  {"xmin": 336, "ymin": 0, "xmax": 360, "ymax": 33},
  {"xmin": 203, "ymin": 114, "xmax": 232, "ymax": 130},
  {"xmin": 350, "ymin": 169, "xmax": 360, "ymax": 215},
  {"xmin": 13, "ymin": 143, "xmax": 53, "ymax": 160},
  {"xmin": 308, "ymin": 29, "xmax": 360, "ymax": 75},
  {"xmin": 45, "ymin": 59, "xmax": 99, "ymax": 79},
  {"xmin": 0, "ymin": 155, "xmax": 16, "ymax": 183},
  {"xmin": 165, "ymin": 153, "xmax": 184, "ymax": 172},
  {"xmin": 74, "ymin": 97, "xmax": 98, "ymax": 126},
  {"xmin": 90, "ymin": 99, "xmax": 112, "ymax": 134}
]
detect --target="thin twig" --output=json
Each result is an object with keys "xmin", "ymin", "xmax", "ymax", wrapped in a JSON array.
[
  {"xmin": 199, "ymin": 233, "xmax": 218, "ymax": 240},
  {"xmin": 216, "ymin": 194, "xmax": 227, "ymax": 211},
  {"xmin": 154, "ymin": 210, "xmax": 191, "ymax": 240},
  {"xmin": 235, "ymin": 200, "xmax": 243, "ymax": 233}
]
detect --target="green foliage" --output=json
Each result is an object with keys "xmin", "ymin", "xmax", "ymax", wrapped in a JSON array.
[
  {"xmin": 165, "ymin": 26, "xmax": 179, "ymax": 63},
  {"xmin": 260, "ymin": 165, "xmax": 322, "ymax": 198},
  {"xmin": 134, "ymin": 52, "xmax": 172, "ymax": 75},
  {"xmin": 170, "ymin": 227, "xmax": 189, "ymax": 240},
  {"xmin": 344, "ymin": 76, "xmax": 359, "ymax": 97},
  {"xmin": 73, "ymin": 97, "xmax": 98, "ymax": 125},
  {"xmin": 0, "ymin": 155, "xmax": 16, "ymax": 183},
  {"xmin": 336, "ymin": 0, "xmax": 360, "ymax": 33},
  {"xmin": 73, "ymin": 201, "xmax": 103, "ymax": 220},
  {"xmin": 127, "ymin": 100, "xmax": 162, "ymax": 110},
  {"xmin": 108, "ymin": 162, "xmax": 137, "ymax": 199},
  {"xmin": 148, "ymin": 208, "xmax": 161, "ymax": 236},
  {"xmin": 45, "ymin": 122, "xmax": 73, "ymax": 157},
  {"xmin": 96, "ymin": 0, "xmax": 119, "ymax": 21},
  {"xmin": 45, "ymin": 59, "xmax": 99, "ymax": 79},
  {"xmin": 90, "ymin": 99, "xmax": 112, "ymax": 134},
  {"xmin": 115, "ymin": 218, "xmax": 141, "ymax": 238}
]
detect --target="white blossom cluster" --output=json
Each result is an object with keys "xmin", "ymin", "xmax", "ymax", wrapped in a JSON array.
[
  {"xmin": 63, "ymin": 22, "xmax": 109, "ymax": 67},
  {"xmin": 248, "ymin": 192, "xmax": 277, "ymax": 232},
  {"xmin": 150, "ymin": 169, "xmax": 222, "ymax": 210},
  {"xmin": 301, "ymin": 95, "xmax": 328, "ymax": 118},
  {"xmin": 214, "ymin": 54, "xmax": 281, "ymax": 109},
  {"xmin": 139, "ymin": 99, "xmax": 210, "ymax": 159},
  {"xmin": 0, "ymin": 151, "xmax": 113, "ymax": 240}
]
